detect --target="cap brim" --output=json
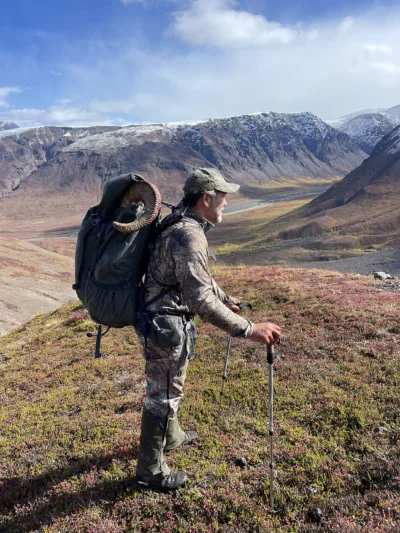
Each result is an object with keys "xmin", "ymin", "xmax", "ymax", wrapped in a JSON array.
[{"xmin": 217, "ymin": 182, "xmax": 240, "ymax": 193}]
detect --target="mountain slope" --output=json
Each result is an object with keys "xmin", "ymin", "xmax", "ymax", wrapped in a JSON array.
[
  {"xmin": 0, "ymin": 125, "xmax": 120, "ymax": 199},
  {"xmin": 0, "ymin": 112, "xmax": 367, "ymax": 225},
  {"xmin": 338, "ymin": 113, "xmax": 395, "ymax": 154},
  {"xmin": 0, "ymin": 266, "xmax": 398, "ymax": 532},
  {"xmin": 0, "ymin": 236, "xmax": 74, "ymax": 335},
  {"xmin": 263, "ymin": 125, "xmax": 400, "ymax": 248},
  {"xmin": 330, "ymin": 104, "xmax": 400, "ymax": 154}
]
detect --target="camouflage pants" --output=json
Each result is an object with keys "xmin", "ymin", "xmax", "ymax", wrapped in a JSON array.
[{"xmin": 142, "ymin": 317, "xmax": 196, "ymax": 418}]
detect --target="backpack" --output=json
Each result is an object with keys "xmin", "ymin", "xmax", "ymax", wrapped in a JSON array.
[{"xmin": 73, "ymin": 173, "xmax": 173, "ymax": 333}]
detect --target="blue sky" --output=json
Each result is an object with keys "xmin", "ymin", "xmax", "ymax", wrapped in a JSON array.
[{"xmin": 1, "ymin": 0, "xmax": 400, "ymax": 126}]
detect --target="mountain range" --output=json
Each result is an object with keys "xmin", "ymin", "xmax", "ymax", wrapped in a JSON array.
[
  {"xmin": 328, "ymin": 104, "xmax": 400, "ymax": 154},
  {"xmin": 0, "ymin": 112, "xmax": 367, "ymax": 228}
]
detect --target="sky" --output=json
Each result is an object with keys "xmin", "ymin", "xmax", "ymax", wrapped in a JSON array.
[{"xmin": 1, "ymin": 0, "xmax": 400, "ymax": 127}]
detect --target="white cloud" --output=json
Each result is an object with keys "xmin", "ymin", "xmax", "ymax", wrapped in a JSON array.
[
  {"xmin": 368, "ymin": 61, "xmax": 400, "ymax": 74},
  {"xmin": 170, "ymin": 0, "xmax": 298, "ymax": 47},
  {"xmin": 364, "ymin": 43, "xmax": 393, "ymax": 55},
  {"xmin": 0, "ymin": 104, "xmax": 126, "ymax": 127},
  {"xmin": 338, "ymin": 16, "xmax": 355, "ymax": 33},
  {"xmin": 89, "ymin": 99, "xmax": 136, "ymax": 114},
  {"xmin": 0, "ymin": 86, "xmax": 22, "ymax": 107},
  {"xmin": 3, "ymin": 6, "xmax": 400, "ymax": 126}
]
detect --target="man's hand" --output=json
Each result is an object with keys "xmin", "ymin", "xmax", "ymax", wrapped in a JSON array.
[
  {"xmin": 226, "ymin": 296, "xmax": 241, "ymax": 313},
  {"xmin": 226, "ymin": 302, "xmax": 241, "ymax": 313},
  {"xmin": 226, "ymin": 298, "xmax": 252, "ymax": 314},
  {"xmin": 249, "ymin": 322, "xmax": 281, "ymax": 344}
]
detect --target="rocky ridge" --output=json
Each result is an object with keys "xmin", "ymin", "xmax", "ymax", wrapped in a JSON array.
[
  {"xmin": 0, "ymin": 121, "xmax": 18, "ymax": 131},
  {"xmin": 329, "ymin": 104, "xmax": 400, "ymax": 154},
  {"xmin": 0, "ymin": 125, "xmax": 120, "ymax": 199},
  {"xmin": 0, "ymin": 112, "xmax": 367, "ymax": 213}
]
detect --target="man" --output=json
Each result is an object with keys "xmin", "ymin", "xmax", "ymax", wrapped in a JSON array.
[{"xmin": 136, "ymin": 167, "xmax": 282, "ymax": 491}]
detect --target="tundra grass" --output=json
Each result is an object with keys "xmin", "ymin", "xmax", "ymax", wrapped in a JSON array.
[{"xmin": 0, "ymin": 266, "xmax": 399, "ymax": 532}]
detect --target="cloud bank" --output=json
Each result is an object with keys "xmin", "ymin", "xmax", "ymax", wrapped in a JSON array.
[
  {"xmin": 2, "ymin": 1, "xmax": 400, "ymax": 126},
  {"xmin": 0, "ymin": 87, "xmax": 22, "ymax": 107}
]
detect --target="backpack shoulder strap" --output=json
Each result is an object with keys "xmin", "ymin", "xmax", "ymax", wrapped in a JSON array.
[{"xmin": 74, "ymin": 207, "xmax": 102, "ymax": 288}]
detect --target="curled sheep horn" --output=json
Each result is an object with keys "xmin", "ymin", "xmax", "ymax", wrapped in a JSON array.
[{"xmin": 112, "ymin": 180, "xmax": 162, "ymax": 233}]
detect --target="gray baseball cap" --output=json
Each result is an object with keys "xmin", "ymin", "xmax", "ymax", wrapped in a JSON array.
[{"xmin": 183, "ymin": 168, "xmax": 240, "ymax": 195}]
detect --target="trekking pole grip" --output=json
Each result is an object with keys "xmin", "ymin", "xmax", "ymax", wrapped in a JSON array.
[{"xmin": 267, "ymin": 343, "xmax": 275, "ymax": 364}]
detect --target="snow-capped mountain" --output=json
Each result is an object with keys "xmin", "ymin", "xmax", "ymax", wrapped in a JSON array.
[
  {"xmin": 0, "ymin": 112, "xmax": 367, "ymax": 220},
  {"xmin": 385, "ymin": 104, "xmax": 400, "ymax": 126},
  {"xmin": 328, "ymin": 104, "xmax": 400, "ymax": 153},
  {"xmin": 338, "ymin": 113, "xmax": 395, "ymax": 154},
  {"xmin": 0, "ymin": 125, "xmax": 120, "ymax": 199},
  {"xmin": 0, "ymin": 121, "xmax": 18, "ymax": 131}
]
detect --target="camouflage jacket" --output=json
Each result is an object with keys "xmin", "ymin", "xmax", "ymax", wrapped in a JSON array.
[{"xmin": 144, "ymin": 208, "xmax": 253, "ymax": 338}]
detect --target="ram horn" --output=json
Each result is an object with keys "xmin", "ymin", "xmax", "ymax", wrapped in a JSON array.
[{"xmin": 112, "ymin": 180, "xmax": 162, "ymax": 233}]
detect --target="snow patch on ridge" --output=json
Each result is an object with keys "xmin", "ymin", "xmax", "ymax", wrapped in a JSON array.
[
  {"xmin": 61, "ymin": 112, "xmax": 333, "ymax": 155},
  {"xmin": 61, "ymin": 120, "xmax": 209, "ymax": 153},
  {"xmin": 0, "ymin": 126, "xmax": 37, "ymax": 138}
]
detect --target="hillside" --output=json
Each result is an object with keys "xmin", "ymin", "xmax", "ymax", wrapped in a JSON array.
[
  {"xmin": 330, "ymin": 104, "xmax": 400, "ymax": 154},
  {"xmin": 0, "ymin": 113, "xmax": 367, "ymax": 229},
  {"xmin": 0, "ymin": 266, "xmax": 398, "ymax": 532},
  {"xmin": 0, "ymin": 237, "xmax": 75, "ymax": 335},
  {"xmin": 217, "ymin": 126, "xmax": 400, "ymax": 263},
  {"xmin": 0, "ymin": 125, "xmax": 121, "ymax": 198},
  {"xmin": 280, "ymin": 125, "xmax": 400, "ymax": 245}
]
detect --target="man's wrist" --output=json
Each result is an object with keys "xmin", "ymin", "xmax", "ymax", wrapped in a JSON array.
[{"xmin": 243, "ymin": 320, "xmax": 254, "ymax": 339}]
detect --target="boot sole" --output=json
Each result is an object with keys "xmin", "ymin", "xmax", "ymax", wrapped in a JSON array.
[{"xmin": 136, "ymin": 478, "xmax": 188, "ymax": 492}]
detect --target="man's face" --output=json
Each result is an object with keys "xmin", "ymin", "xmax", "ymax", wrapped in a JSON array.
[{"xmin": 204, "ymin": 191, "xmax": 227, "ymax": 224}]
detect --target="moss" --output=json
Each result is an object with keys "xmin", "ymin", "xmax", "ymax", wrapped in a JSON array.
[{"xmin": 0, "ymin": 267, "xmax": 399, "ymax": 532}]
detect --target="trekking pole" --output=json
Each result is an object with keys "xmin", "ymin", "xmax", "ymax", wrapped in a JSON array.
[
  {"xmin": 216, "ymin": 334, "xmax": 232, "ymax": 425},
  {"xmin": 216, "ymin": 301, "xmax": 252, "ymax": 425},
  {"xmin": 87, "ymin": 324, "xmax": 111, "ymax": 358},
  {"xmin": 267, "ymin": 342, "xmax": 276, "ymax": 513}
]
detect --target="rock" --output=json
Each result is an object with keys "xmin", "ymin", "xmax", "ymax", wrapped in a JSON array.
[
  {"xmin": 307, "ymin": 507, "xmax": 323, "ymax": 524},
  {"xmin": 374, "ymin": 426, "xmax": 388, "ymax": 434},
  {"xmin": 374, "ymin": 271, "xmax": 393, "ymax": 280},
  {"xmin": 365, "ymin": 494, "xmax": 379, "ymax": 507},
  {"xmin": 235, "ymin": 457, "xmax": 248, "ymax": 468}
]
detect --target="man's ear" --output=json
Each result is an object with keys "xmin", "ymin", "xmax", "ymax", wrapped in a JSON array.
[{"xmin": 202, "ymin": 192, "xmax": 212, "ymax": 207}]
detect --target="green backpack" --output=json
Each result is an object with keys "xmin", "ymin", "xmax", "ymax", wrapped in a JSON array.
[{"xmin": 73, "ymin": 173, "xmax": 176, "ymax": 354}]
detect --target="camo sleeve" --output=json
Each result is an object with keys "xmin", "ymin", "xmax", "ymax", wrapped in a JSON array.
[
  {"xmin": 211, "ymin": 279, "xmax": 242, "ymax": 308},
  {"xmin": 172, "ymin": 228, "xmax": 251, "ymax": 337},
  {"xmin": 211, "ymin": 279, "xmax": 229, "ymax": 304}
]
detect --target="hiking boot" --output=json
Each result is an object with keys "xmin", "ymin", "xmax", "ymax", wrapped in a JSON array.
[
  {"xmin": 165, "ymin": 414, "xmax": 199, "ymax": 452},
  {"xmin": 136, "ymin": 407, "xmax": 188, "ymax": 491},
  {"xmin": 136, "ymin": 470, "xmax": 188, "ymax": 491}
]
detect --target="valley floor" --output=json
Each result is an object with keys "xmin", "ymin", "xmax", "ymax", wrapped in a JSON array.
[{"xmin": 292, "ymin": 248, "xmax": 400, "ymax": 278}]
